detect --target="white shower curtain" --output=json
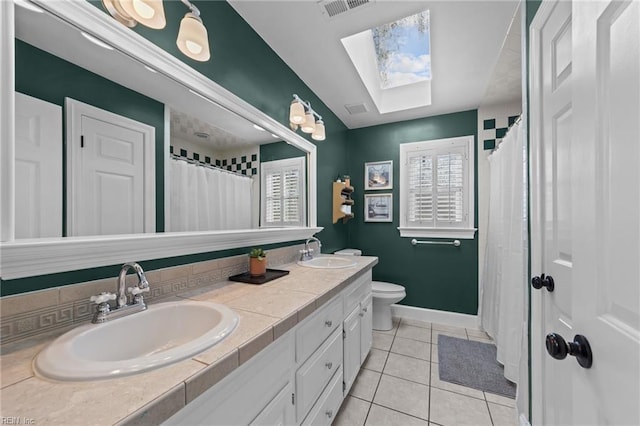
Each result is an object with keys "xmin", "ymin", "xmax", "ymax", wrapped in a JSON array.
[
  {"xmin": 169, "ymin": 159, "xmax": 253, "ymax": 232},
  {"xmin": 479, "ymin": 120, "xmax": 528, "ymax": 391}
]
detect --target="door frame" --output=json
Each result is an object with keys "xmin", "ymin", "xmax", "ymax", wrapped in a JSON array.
[
  {"xmin": 66, "ymin": 98, "xmax": 155, "ymax": 235},
  {"xmin": 529, "ymin": 0, "xmax": 561, "ymax": 423}
]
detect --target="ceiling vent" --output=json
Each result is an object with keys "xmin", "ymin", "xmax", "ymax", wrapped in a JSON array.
[
  {"xmin": 345, "ymin": 102, "xmax": 369, "ymax": 115},
  {"xmin": 319, "ymin": 0, "xmax": 372, "ymax": 18}
]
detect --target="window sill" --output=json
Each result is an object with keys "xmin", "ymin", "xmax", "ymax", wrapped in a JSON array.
[{"xmin": 397, "ymin": 227, "xmax": 477, "ymax": 240}]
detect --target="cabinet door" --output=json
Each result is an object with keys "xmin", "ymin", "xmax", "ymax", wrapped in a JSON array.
[
  {"xmin": 360, "ymin": 295, "xmax": 373, "ymax": 364},
  {"xmin": 343, "ymin": 304, "xmax": 361, "ymax": 396},
  {"xmin": 250, "ymin": 381, "xmax": 294, "ymax": 426}
]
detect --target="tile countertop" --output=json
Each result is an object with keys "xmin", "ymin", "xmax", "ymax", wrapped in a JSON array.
[{"xmin": 0, "ymin": 255, "xmax": 378, "ymax": 426}]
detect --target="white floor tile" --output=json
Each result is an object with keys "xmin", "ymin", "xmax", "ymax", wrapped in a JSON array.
[
  {"xmin": 334, "ymin": 395, "xmax": 370, "ymax": 426},
  {"xmin": 350, "ymin": 368, "xmax": 382, "ymax": 402},
  {"xmin": 429, "ymin": 388, "xmax": 492, "ymax": 426},
  {"xmin": 488, "ymin": 402, "xmax": 518, "ymax": 426},
  {"xmin": 400, "ymin": 318, "xmax": 432, "ymax": 329},
  {"xmin": 430, "ymin": 363, "xmax": 485, "ymax": 400},
  {"xmin": 383, "ymin": 352, "xmax": 430, "ymax": 385},
  {"xmin": 363, "ymin": 348, "xmax": 389, "ymax": 373},
  {"xmin": 372, "ymin": 332, "xmax": 394, "ymax": 351},
  {"xmin": 484, "ymin": 392, "xmax": 516, "ymax": 408},
  {"xmin": 396, "ymin": 324, "xmax": 431, "ymax": 343},
  {"xmin": 390, "ymin": 337, "xmax": 431, "ymax": 361},
  {"xmin": 373, "ymin": 374, "xmax": 430, "ymax": 420},
  {"xmin": 365, "ymin": 404, "xmax": 429, "ymax": 426}
]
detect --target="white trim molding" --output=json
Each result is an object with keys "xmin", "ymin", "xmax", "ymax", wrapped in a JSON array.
[
  {"xmin": 0, "ymin": 227, "xmax": 323, "ymax": 279},
  {"xmin": 0, "ymin": 0, "xmax": 15, "ymax": 243},
  {"xmin": 391, "ymin": 304, "xmax": 479, "ymax": 330}
]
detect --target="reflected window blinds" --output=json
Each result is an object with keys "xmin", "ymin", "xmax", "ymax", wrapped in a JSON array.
[{"xmin": 261, "ymin": 157, "xmax": 306, "ymax": 227}]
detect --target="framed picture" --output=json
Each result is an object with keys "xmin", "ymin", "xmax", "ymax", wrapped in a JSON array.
[
  {"xmin": 364, "ymin": 193, "xmax": 393, "ymax": 222},
  {"xmin": 365, "ymin": 160, "xmax": 393, "ymax": 190}
]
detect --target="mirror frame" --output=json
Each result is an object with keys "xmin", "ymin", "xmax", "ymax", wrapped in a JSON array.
[{"xmin": 0, "ymin": 0, "xmax": 321, "ymax": 280}]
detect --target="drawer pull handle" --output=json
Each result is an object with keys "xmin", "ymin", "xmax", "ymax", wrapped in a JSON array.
[
  {"xmin": 359, "ymin": 312, "xmax": 364, "ymax": 317},
  {"xmin": 325, "ymin": 361, "xmax": 333, "ymax": 370},
  {"xmin": 326, "ymin": 410, "xmax": 333, "ymax": 418},
  {"xmin": 325, "ymin": 320, "xmax": 333, "ymax": 327}
]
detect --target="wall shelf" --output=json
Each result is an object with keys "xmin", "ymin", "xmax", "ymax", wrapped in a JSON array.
[{"xmin": 333, "ymin": 182, "xmax": 354, "ymax": 224}]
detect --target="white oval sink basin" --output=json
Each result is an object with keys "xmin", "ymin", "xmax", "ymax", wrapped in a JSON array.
[
  {"xmin": 34, "ymin": 300, "xmax": 238, "ymax": 381},
  {"xmin": 297, "ymin": 256, "xmax": 357, "ymax": 269}
]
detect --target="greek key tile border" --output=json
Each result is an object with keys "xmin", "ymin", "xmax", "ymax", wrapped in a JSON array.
[{"xmin": 0, "ymin": 245, "xmax": 304, "ymax": 345}]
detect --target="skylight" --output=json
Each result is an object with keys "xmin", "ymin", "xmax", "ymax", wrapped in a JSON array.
[
  {"xmin": 341, "ymin": 10, "xmax": 432, "ymax": 114},
  {"xmin": 373, "ymin": 10, "xmax": 431, "ymax": 89}
]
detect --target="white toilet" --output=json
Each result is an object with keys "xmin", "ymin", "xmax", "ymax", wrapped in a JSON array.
[{"xmin": 334, "ymin": 249, "xmax": 406, "ymax": 331}]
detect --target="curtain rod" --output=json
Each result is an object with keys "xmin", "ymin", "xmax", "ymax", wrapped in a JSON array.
[{"xmin": 170, "ymin": 154, "xmax": 253, "ymax": 179}]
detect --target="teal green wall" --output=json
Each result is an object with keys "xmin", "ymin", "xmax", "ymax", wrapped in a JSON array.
[
  {"xmin": 346, "ymin": 110, "xmax": 479, "ymax": 315},
  {"xmin": 2, "ymin": 1, "xmax": 349, "ymax": 295},
  {"xmin": 14, "ymin": 40, "xmax": 166, "ymax": 234}
]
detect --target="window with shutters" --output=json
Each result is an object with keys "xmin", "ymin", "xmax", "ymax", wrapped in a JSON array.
[
  {"xmin": 399, "ymin": 136, "xmax": 476, "ymax": 239},
  {"xmin": 261, "ymin": 157, "xmax": 306, "ymax": 227}
]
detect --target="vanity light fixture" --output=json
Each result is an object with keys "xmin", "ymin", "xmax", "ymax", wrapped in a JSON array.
[
  {"xmin": 289, "ymin": 94, "xmax": 326, "ymax": 141},
  {"xmin": 102, "ymin": 0, "xmax": 211, "ymax": 62}
]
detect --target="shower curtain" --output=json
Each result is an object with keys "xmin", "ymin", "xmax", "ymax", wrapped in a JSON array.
[
  {"xmin": 169, "ymin": 159, "xmax": 253, "ymax": 232},
  {"xmin": 479, "ymin": 120, "xmax": 528, "ymax": 410}
]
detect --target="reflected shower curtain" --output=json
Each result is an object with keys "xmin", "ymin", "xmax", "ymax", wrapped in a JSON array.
[
  {"xmin": 479, "ymin": 120, "xmax": 528, "ymax": 398},
  {"xmin": 169, "ymin": 159, "xmax": 252, "ymax": 231}
]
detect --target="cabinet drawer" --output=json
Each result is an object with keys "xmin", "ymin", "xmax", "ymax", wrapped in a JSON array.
[
  {"xmin": 296, "ymin": 328, "xmax": 343, "ymax": 422},
  {"xmin": 301, "ymin": 366, "xmax": 344, "ymax": 426},
  {"xmin": 344, "ymin": 270, "xmax": 372, "ymax": 314},
  {"xmin": 296, "ymin": 296, "xmax": 343, "ymax": 363}
]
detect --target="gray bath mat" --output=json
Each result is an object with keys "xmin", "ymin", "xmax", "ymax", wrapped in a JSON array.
[{"xmin": 438, "ymin": 335, "xmax": 516, "ymax": 398}]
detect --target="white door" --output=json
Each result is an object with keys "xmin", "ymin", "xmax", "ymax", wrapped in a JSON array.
[
  {"xmin": 66, "ymin": 99, "xmax": 155, "ymax": 236},
  {"xmin": 14, "ymin": 93, "xmax": 62, "ymax": 238},
  {"xmin": 531, "ymin": 1, "xmax": 640, "ymax": 424},
  {"xmin": 342, "ymin": 305, "xmax": 361, "ymax": 396}
]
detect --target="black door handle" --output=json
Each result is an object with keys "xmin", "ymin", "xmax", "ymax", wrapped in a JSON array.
[
  {"xmin": 531, "ymin": 274, "xmax": 555, "ymax": 292},
  {"xmin": 545, "ymin": 333, "xmax": 593, "ymax": 368}
]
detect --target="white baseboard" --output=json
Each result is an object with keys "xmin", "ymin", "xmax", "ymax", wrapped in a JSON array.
[{"xmin": 391, "ymin": 304, "xmax": 479, "ymax": 330}]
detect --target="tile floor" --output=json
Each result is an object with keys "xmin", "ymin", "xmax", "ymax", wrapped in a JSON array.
[{"xmin": 333, "ymin": 318, "xmax": 517, "ymax": 426}]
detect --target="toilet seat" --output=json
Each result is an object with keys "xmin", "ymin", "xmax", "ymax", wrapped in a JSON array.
[{"xmin": 372, "ymin": 281, "xmax": 405, "ymax": 294}]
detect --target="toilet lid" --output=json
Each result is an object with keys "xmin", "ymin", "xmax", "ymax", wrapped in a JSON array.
[{"xmin": 372, "ymin": 281, "xmax": 405, "ymax": 293}]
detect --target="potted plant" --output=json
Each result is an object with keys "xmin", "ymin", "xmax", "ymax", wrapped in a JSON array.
[{"xmin": 249, "ymin": 248, "xmax": 267, "ymax": 277}]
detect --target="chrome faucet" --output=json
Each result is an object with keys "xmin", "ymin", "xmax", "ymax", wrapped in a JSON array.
[
  {"xmin": 300, "ymin": 237, "xmax": 322, "ymax": 261},
  {"xmin": 89, "ymin": 262, "xmax": 150, "ymax": 323}
]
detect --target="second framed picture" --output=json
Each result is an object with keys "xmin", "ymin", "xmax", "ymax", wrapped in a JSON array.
[
  {"xmin": 364, "ymin": 193, "xmax": 393, "ymax": 222},
  {"xmin": 365, "ymin": 160, "xmax": 393, "ymax": 190}
]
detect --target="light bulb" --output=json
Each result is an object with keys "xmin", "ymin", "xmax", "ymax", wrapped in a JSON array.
[
  {"xmin": 289, "ymin": 100, "xmax": 305, "ymax": 124},
  {"xmin": 301, "ymin": 112, "xmax": 316, "ymax": 133},
  {"xmin": 312, "ymin": 120, "xmax": 325, "ymax": 141},
  {"xmin": 119, "ymin": 0, "xmax": 166, "ymax": 29},
  {"xmin": 177, "ymin": 13, "xmax": 211, "ymax": 62}
]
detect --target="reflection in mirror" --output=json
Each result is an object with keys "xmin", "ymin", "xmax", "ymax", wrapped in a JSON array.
[{"xmin": 12, "ymin": 1, "xmax": 307, "ymax": 239}]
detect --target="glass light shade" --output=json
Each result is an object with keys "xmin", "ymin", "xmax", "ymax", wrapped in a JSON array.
[
  {"xmin": 289, "ymin": 100, "xmax": 306, "ymax": 124},
  {"xmin": 301, "ymin": 112, "xmax": 316, "ymax": 133},
  {"xmin": 312, "ymin": 120, "xmax": 326, "ymax": 141},
  {"xmin": 177, "ymin": 13, "xmax": 211, "ymax": 62},
  {"xmin": 119, "ymin": 0, "xmax": 166, "ymax": 29}
]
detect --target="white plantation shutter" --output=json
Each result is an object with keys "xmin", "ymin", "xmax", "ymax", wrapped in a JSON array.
[
  {"xmin": 400, "ymin": 136, "xmax": 475, "ymax": 238},
  {"xmin": 261, "ymin": 157, "xmax": 306, "ymax": 227}
]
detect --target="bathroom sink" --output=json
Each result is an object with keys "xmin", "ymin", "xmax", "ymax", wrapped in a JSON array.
[
  {"xmin": 34, "ymin": 300, "xmax": 238, "ymax": 381},
  {"xmin": 297, "ymin": 256, "xmax": 357, "ymax": 269}
]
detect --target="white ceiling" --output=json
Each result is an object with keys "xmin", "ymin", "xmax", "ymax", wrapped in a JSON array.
[{"xmin": 229, "ymin": 0, "xmax": 522, "ymax": 129}]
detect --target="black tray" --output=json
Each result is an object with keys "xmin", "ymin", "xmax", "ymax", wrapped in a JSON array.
[{"xmin": 228, "ymin": 268, "xmax": 290, "ymax": 285}]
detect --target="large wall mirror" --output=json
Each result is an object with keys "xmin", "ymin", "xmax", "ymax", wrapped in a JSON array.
[{"xmin": 0, "ymin": 0, "xmax": 320, "ymax": 280}]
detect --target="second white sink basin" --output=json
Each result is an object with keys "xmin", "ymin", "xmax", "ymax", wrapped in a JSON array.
[
  {"xmin": 298, "ymin": 256, "xmax": 357, "ymax": 269},
  {"xmin": 34, "ymin": 300, "xmax": 238, "ymax": 381}
]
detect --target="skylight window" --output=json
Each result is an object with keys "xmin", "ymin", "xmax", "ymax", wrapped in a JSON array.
[{"xmin": 372, "ymin": 10, "xmax": 431, "ymax": 89}]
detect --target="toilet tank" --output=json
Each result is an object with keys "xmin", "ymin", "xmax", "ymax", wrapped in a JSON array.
[{"xmin": 334, "ymin": 249, "xmax": 362, "ymax": 256}]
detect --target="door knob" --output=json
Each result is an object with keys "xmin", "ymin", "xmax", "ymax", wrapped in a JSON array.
[
  {"xmin": 545, "ymin": 333, "xmax": 593, "ymax": 368},
  {"xmin": 531, "ymin": 274, "xmax": 555, "ymax": 292}
]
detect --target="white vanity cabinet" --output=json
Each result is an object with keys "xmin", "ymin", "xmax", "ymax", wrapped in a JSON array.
[
  {"xmin": 164, "ymin": 269, "xmax": 373, "ymax": 426},
  {"xmin": 342, "ymin": 272, "xmax": 373, "ymax": 396}
]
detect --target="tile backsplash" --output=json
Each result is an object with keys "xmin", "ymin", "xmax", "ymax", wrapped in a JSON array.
[{"xmin": 0, "ymin": 244, "xmax": 307, "ymax": 345}]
